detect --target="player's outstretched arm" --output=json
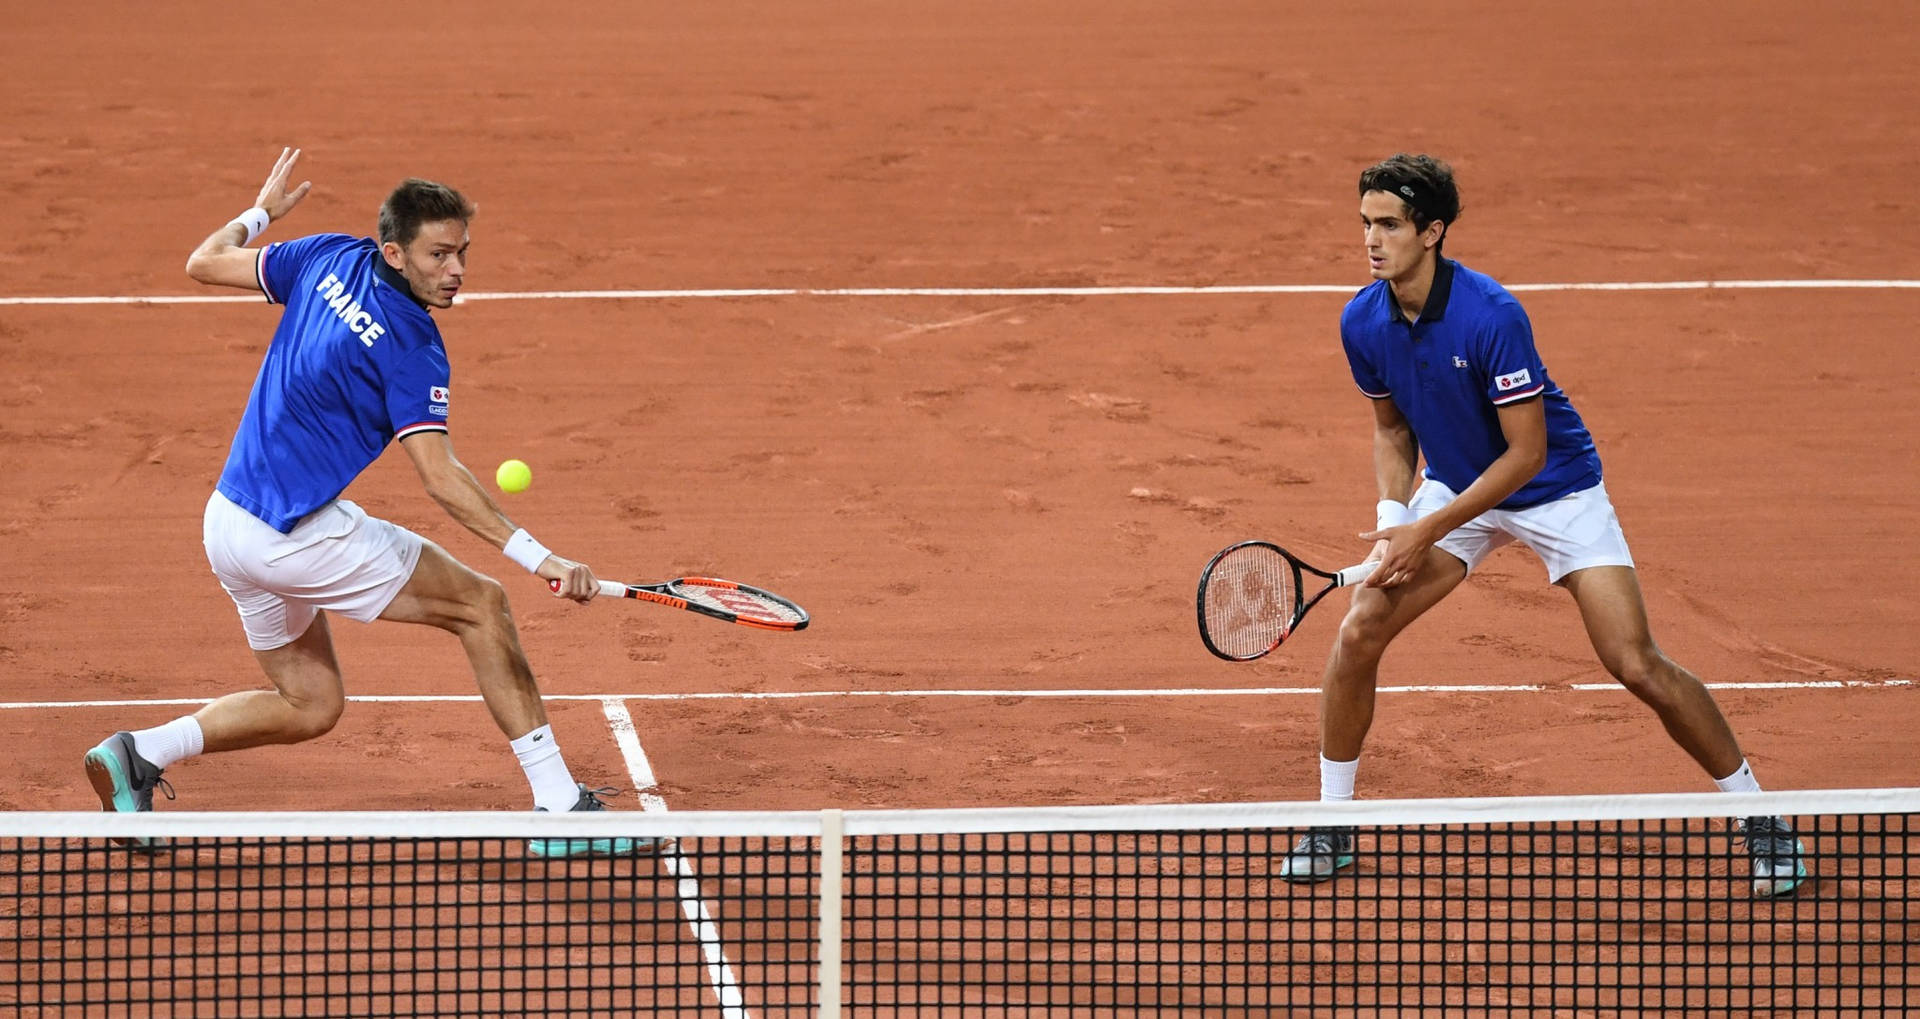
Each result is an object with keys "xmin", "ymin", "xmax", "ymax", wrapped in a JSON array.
[
  {"xmin": 184, "ymin": 147, "xmax": 312, "ymax": 290},
  {"xmin": 397, "ymin": 430, "xmax": 601, "ymax": 602}
]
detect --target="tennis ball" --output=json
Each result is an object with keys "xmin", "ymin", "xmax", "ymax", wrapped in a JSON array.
[{"xmin": 495, "ymin": 459, "xmax": 532, "ymax": 494}]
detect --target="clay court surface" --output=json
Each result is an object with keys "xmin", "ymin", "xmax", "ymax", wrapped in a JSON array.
[{"xmin": 1, "ymin": 1, "xmax": 1916, "ymax": 815}]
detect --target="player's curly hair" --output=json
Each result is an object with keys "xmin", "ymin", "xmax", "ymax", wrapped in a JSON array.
[
  {"xmin": 1359, "ymin": 154, "xmax": 1461, "ymax": 251},
  {"xmin": 378, "ymin": 179, "xmax": 476, "ymax": 249}
]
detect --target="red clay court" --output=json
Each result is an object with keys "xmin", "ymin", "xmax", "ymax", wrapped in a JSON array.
[{"xmin": 0, "ymin": 2, "xmax": 1915, "ymax": 1015}]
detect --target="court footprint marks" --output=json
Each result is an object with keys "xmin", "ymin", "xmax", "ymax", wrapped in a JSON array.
[
  {"xmin": 611, "ymin": 494, "xmax": 664, "ymax": 533},
  {"xmin": 1125, "ymin": 486, "xmax": 1230, "ymax": 520},
  {"xmin": 619, "ymin": 622, "xmax": 671, "ymax": 663},
  {"xmin": 796, "ymin": 652, "xmax": 907, "ymax": 681},
  {"xmin": 1068, "ymin": 391, "xmax": 1150, "ymax": 423}
]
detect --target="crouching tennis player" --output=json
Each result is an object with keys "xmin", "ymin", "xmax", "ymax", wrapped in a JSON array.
[
  {"xmin": 1280, "ymin": 154, "xmax": 1805, "ymax": 897},
  {"xmin": 84, "ymin": 148, "xmax": 655, "ymax": 857}
]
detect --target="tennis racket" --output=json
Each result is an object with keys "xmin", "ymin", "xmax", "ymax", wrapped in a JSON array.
[
  {"xmin": 1196, "ymin": 542, "xmax": 1378, "ymax": 661},
  {"xmin": 553, "ymin": 577, "xmax": 810, "ymax": 631}
]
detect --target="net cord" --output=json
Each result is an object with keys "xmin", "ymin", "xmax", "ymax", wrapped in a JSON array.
[{"xmin": 9, "ymin": 787, "xmax": 1916, "ymax": 840}]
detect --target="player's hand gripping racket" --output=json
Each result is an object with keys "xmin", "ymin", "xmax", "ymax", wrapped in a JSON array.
[
  {"xmin": 1196, "ymin": 542, "xmax": 1379, "ymax": 661},
  {"xmin": 552, "ymin": 576, "xmax": 810, "ymax": 631}
]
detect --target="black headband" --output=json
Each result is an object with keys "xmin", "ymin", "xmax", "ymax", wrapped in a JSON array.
[{"xmin": 1391, "ymin": 181, "xmax": 1441, "ymax": 223}]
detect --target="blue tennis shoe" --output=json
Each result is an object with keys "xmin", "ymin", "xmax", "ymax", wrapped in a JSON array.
[
  {"xmin": 83, "ymin": 731, "xmax": 173, "ymax": 852},
  {"xmin": 527, "ymin": 785, "xmax": 672, "ymax": 858}
]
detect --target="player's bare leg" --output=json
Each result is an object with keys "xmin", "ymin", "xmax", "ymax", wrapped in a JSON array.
[
  {"xmin": 195, "ymin": 612, "xmax": 348, "ymax": 751},
  {"xmin": 1559, "ymin": 565, "xmax": 1744, "ymax": 779},
  {"xmin": 1562, "ymin": 564, "xmax": 1805, "ymax": 896},
  {"xmin": 378, "ymin": 540, "xmax": 657, "ymax": 850},
  {"xmin": 1282, "ymin": 547, "xmax": 1467, "ymax": 882},
  {"xmin": 379, "ymin": 540, "xmax": 548, "ymax": 739},
  {"xmin": 1319, "ymin": 548, "xmax": 1469, "ymax": 761},
  {"xmin": 88, "ymin": 612, "xmax": 344, "ymax": 829}
]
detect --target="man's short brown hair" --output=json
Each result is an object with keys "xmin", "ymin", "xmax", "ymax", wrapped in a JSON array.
[
  {"xmin": 377, "ymin": 179, "xmax": 475, "ymax": 248},
  {"xmin": 1359, "ymin": 154, "xmax": 1461, "ymax": 250}
]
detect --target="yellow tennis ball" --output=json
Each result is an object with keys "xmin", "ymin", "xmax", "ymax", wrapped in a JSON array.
[{"xmin": 495, "ymin": 459, "xmax": 532, "ymax": 494}]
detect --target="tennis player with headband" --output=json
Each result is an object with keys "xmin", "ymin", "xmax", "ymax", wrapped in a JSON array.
[
  {"xmin": 1279, "ymin": 154, "xmax": 1806, "ymax": 897},
  {"xmin": 82, "ymin": 148, "xmax": 654, "ymax": 857}
]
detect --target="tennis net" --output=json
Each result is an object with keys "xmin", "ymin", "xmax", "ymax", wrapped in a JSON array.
[{"xmin": 1, "ymin": 788, "xmax": 1912, "ymax": 1016}]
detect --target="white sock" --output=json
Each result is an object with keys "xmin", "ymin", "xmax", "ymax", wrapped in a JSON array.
[
  {"xmin": 130, "ymin": 716, "xmax": 204, "ymax": 771},
  {"xmin": 1320, "ymin": 754, "xmax": 1359, "ymax": 802},
  {"xmin": 510, "ymin": 724, "xmax": 580, "ymax": 811},
  {"xmin": 1713, "ymin": 758, "xmax": 1763, "ymax": 795}
]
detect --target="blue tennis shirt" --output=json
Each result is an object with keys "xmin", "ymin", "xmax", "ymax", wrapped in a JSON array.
[
  {"xmin": 215, "ymin": 233, "xmax": 452, "ymax": 532},
  {"xmin": 1340, "ymin": 258, "xmax": 1601, "ymax": 509}
]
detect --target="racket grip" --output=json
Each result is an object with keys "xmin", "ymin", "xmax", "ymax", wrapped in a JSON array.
[
  {"xmin": 546, "ymin": 579, "xmax": 630, "ymax": 598},
  {"xmin": 1335, "ymin": 560, "xmax": 1381, "ymax": 587}
]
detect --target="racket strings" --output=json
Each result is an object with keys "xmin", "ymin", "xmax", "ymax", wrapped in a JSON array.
[
  {"xmin": 670, "ymin": 581, "xmax": 806, "ymax": 625},
  {"xmin": 1202, "ymin": 547, "xmax": 1299, "ymax": 659}
]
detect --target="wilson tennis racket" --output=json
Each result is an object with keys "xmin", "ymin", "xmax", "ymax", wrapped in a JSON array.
[
  {"xmin": 553, "ymin": 577, "xmax": 809, "ymax": 631},
  {"xmin": 1196, "ymin": 542, "xmax": 1378, "ymax": 661}
]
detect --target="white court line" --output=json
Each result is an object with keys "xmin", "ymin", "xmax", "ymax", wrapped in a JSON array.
[
  {"xmin": 602, "ymin": 697, "xmax": 670, "ymax": 813},
  {"xmin": 601, "ymin": 698, "xmax": 751, "ymax": 1019},
  {"xmin": 2, "ymin": 678, "xmax": 1908, "ymax": 711},
  {"xmin": 2, "ymin": 279, "xmax": 1918, "ymax": 306}
]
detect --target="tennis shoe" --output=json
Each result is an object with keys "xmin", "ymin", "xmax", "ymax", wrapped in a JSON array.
[
  {"xmin": 1278, "ymin": 826, "xmax": 1356, "ymax": 883},
  {"xmin": 527, "ymin": 784, "xmax": 672, "ymax": 858},
  {"xmin": 1739, "ymin": 815, "xmax": 1808, "ymax": 898},
  {"xmin": 83, "ymin": 731, "xmax": 174, "ymax": 852}
]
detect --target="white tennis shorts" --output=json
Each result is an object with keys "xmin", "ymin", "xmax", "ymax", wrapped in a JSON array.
[
  {"xmin": 1409, "ymin": 478, "xmax": 1634, "ymax": 584},
  {"xmin": 203, "ymin": 492, "xmax": 425, "ymax": 650}
]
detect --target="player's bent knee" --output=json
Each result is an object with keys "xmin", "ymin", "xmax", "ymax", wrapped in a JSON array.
[
  {"xmin": 472, "ymin": 573, "xmax": 512, "ymax": 619},
  {"xmin": 409, "ymin": 551, "xmax": 514, "ymax": 632},
  {"xmin": 406, "ymin": 543, "xmax": 505, "ymax": 610},
  {"xmin": 297, "ymin": 704, "xmax": 345, "ymax": 741},
  {"xmin": 278, "ymin": 692, "xmax": 345, "ymax": 742},
  {"xmin": 1332, "ymin": 607, "xmax": 1394, "ymax": 663},
  {"xmin": 1609, "ymin": 652, "xmax": 1679, "ymax": 703}
]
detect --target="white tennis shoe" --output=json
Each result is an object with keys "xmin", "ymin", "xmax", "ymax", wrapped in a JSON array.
[
  {"xmin": 1278, "ymin": 827, "xmax": 1356, "ymax": 883},
  {"xmin": 1739, "ymin": 816, "xmax": 1808, "ymax": 898}
]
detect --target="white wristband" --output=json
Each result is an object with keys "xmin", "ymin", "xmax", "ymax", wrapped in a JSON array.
[
  {"xmin": 503, "ymin": 528, "xmax": 552, "ymax": 574},
  {"xmin": 1376, "ymin": 499, "xmax": 1416, "ymax": 530},
  {"xmin": 231, "ymin": 207, "xmax": 271, "ymax": 246}
]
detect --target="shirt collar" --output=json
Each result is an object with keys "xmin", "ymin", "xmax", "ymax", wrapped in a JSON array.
[
  {"xmin": 372, "ymin": 248, "xmax": 432, "ymax": 311},
  {"xmin": 1384, "ymin": 256, "xmax": 1455, "ymax": 325}
]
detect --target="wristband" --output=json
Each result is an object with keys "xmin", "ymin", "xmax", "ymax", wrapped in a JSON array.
[
  {"xmin": 503, "ymin": 528, "xmax": 552, "ymax": 573},
  {"xmin": 1376, "ymin": 499, "xmax": 1416, "ymax": 530},
  {"xmin": 230, "ymin": 207, "xmax": 271, "ymax": 246}
]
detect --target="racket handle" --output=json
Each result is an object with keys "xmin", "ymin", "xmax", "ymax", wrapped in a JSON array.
[
  {"xmin": 547, "ymin": 579, "xmax": 631, "ymax": 598},
  {"xmin": 1335, "ymin": 560, "xmax": 1381, "ymax": 587}
]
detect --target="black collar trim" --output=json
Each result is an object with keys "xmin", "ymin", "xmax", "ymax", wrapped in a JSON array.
[{"xmin": 1387, "ymin": 256, "xmax": 1455, "ymax": 325}]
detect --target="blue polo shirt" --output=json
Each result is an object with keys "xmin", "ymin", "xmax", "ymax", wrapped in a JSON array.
[
  {"xmin": 215, "ymin": 233, "xmax": 452, "ymax": 532},
  {"xmin": 1340, "ymin": 258, "xmax": 1601, "ymax": 509}
]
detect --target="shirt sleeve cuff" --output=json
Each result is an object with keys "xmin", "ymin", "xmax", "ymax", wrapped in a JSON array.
[{"xmin": 395, "ymin": 422, "xmax": 449, "ymax": 441}]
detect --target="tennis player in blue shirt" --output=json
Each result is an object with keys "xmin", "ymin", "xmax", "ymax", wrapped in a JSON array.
[
  {"xmin": 1279, "ymin": 154, "xmax": 1805, "ymax": 896},
  {"xmin": 83, "ymin": 149, "xmax": 653, "ymax": 857}
]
